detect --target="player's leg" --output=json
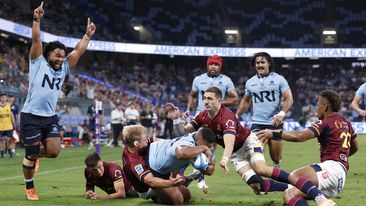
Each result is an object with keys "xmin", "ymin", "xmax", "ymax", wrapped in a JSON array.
[
  {"xmin": 42, "ymin": 122, "xmax": 62, "ymax": 158},
  {"xmin": 283, "ymin": 187, "xmax": 309, "ymax": 206},
  {"xmin": 153, "ymin": 187, "xmax": 185, "ymax": 205},
  {"xmin": 250, "ymin": 156, "xmax": 336, "ymax": 205},
  {"xmin": 268, "ymin": 139, "xmax": 282, "ymax": 167},
  {"xmin": 178, "ymin": 185, "xmax": 192, "ymax": 203},
  {"xmin": 20, "ymin": 113, "xmax": 44, "ymax": 200},
  {"xmin": 0, "ymin": 134, "xmax": 4, "ymax": 158}
]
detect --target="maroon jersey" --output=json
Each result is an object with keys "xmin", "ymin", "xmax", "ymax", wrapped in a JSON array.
[
  {"xmin": 84, "ymin": 161, "xmax": 132, "ymax": 194},
  {"xmin": 122, "ymin": 147, "xmax": 151, "ymax": 193},
  {"xmin": 308, "ymin": 113, "xmax": 357, "ymax": 171},
  {"xmin": 191, "ymin": 106, "xmax": 251, "ymax": 153}
]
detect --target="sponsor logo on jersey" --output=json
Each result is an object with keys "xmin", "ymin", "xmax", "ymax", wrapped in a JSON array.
[
  {"xmin": 134, "ymin": 164, "xmax": 144, "ymax": 175},
  {"xmin": 114, "ymin": 170, "xmax": 122, "ymax": 178}
]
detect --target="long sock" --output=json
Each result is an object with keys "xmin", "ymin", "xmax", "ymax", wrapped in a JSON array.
[
  {"xmin": 295, "ymin": 176, "xmax": 324, "ymax": 201},
  {"xmin": 0, "ymin": 150, "xmax": 3, "ymax": 158},
  {"xmin": 25, "ymin": 179, "xmax": 34, "ymax": 189},
  {"xmin": 260, "ymin": 179, "xmax": 288, "ymax": 192},
  {"xmin": 288, "ymin": 196, "xmax": 309, "ymax": 206},
  {"xmin": 271, "ymin": 167, "xmax": 290, "ymax": 183}
]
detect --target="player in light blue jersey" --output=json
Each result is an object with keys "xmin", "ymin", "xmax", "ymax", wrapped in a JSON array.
[
  {"xmin": 185, "ymin": 55, "xmax": 238, "ymax": 189},
  {"xmin": 351, "ymin": 83, "xmax": 366, "ymax": 118},
  {"xmin": 148, "ymin": 127, "xmax": 215, "ymax": 178},
  {"xmin": 236, "ymin": 52, "xmax": 293, "ymax": 168},
  {"xmin": 20, "ymin": 2, "xmax": 96, "ymax": 201},
  {"xmin": 186, "ymin": 55, "xmax": 238, "ymax": 115}
]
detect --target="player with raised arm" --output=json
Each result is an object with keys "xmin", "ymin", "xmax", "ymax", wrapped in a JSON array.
[
  {"xmin": 257, "ymin": 90, "xmax": 356, "ymax": 206},
  {"xmin": 236, "ymin": 52, "xmax": 293, "ymax": 167},
  {"xmin": 84, "ymin": 152, "xmax": 137, "ymax": 200},
  {"xmin": 185, "ymin": 55, "xmax": 238, "ymax": 189},
  {"xmin": 350, "ymin": 83, "xmax": 366, "ymax": 118},
  {"xmin": 20, "ymin": 1, "xmax": 96, "ymax": 200},
  {"xmin": 166, "ymin": 87, "xmax": 336, "ymax": 206}
]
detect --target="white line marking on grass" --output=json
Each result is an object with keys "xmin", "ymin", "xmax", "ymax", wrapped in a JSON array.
[
  {"xmin": 0, "ymin": 166, "xmax": 82, "ymax": 182},
  {"xmin": 0, "ymin": 159, "xmax": 120, "ymax": 182}
]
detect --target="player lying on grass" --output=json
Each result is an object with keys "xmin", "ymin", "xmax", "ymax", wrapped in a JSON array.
[
  {"xmin": 257, "ymin": 90, "xmax": 358, "ymax": 206},
  {"xmin": 84, "ymin": 152, "xmax": 138, "ymax": 200},
  {"xmin": 122, "ymin": 125, "xmax": 214, "ymax": 205}
]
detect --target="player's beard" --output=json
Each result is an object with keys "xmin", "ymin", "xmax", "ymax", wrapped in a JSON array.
[{"xmin": 48, "ymin": 59, "xmax": 63, "ymax": 71}]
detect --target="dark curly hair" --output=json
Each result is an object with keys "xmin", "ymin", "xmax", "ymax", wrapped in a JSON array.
[
  {"xmin": 320, "ymin": 90, "xmax": 341, "ymax": 112},
  {"xmin": 43, "ymin": 41, "xmax": 66, "ymax": 59},
  {"xmin": 249, "ymin": 52, "xmax": 275, "ymax": 69}
]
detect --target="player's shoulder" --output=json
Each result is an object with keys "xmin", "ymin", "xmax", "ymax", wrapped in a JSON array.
[
  {"xmin": 270, "ymin": 72, "xmax": 287, "ymax": 81},
  {"xmin": 195, "ymin": 73, "xmax": 209, "ymax": 80},
  {"xmin": 105, "ymin": 161, "xmax": 122, "ymax": 170},
  {"xmin": 220, "ymin": 107, "xmax": 236, "ymax": 118}
]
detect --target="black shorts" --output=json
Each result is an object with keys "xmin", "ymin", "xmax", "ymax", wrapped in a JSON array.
[
  {"xmin": 251, "ymin": 124, "xmax": 283, "ymax": 140},
  {"xmin": 0, "ymin": 130, "xmax": 13, "ymax": 139},
  {"xmin": 20, "ymin": 112, "xmax": 60, "ymax": 145}
]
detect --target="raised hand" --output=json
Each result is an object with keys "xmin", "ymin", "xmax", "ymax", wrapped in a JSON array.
[
  {"xmin": 85, "ymin": 18, "xmax": 96, "ymax": 38},
  {"xmin": 33, "ymin": 1, "xmax": 44, "ymax": 19},
  {"xmin": 165, "ymin": 103, "xmax": 181, "ymax": 120}
]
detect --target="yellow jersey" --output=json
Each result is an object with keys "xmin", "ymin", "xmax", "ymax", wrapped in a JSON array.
[{"xmin": 0, "ymin": 103, "xmax": 13, "ymax": 131}]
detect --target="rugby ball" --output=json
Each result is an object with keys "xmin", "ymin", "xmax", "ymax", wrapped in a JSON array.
[{"xmin": 191, "ymin": 153, "xmax": 209, "ymax": 171}]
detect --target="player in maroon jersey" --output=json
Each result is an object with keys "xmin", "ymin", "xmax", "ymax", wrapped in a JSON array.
[
  {"xmin": 84, "ymin": 152, "xmax": 137, "ymax": 200},
  {"xmin": 167, "ymin": 87, "xmax": 337, "ymax": 206},
  {"xmin": 257, "ymin": 90, "xmax": 358, "ymax": 206},
  {"xmin": 122, "ymin": 125, "xmax": 198, "ymax": 205}
]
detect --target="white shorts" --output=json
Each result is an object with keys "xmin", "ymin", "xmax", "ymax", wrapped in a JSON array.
[
  {"xmin": 230, "ymin": 132, "xmax": 264, "ymax": 172},
  {"xmin": 314, "ymin": 160, "xmax": 346, "ymax": 198}
]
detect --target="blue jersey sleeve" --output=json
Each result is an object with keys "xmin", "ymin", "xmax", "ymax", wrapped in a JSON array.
[
  {"xmin": 355, "ymin": 83, "xmax": 366, "ymax": 100},
  {"xmin": 278, "ymin": 75, "xmax": 290, "ymax": 93}
]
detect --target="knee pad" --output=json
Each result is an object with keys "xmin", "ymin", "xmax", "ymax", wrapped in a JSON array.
[{"xmin": 25, "ymin": 144, "xmax": 40, "ymax": 160}]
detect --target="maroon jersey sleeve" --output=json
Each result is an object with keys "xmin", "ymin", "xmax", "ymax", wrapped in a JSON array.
[
  {"xmin": 191, "ymin": 111, "xmax": 204, "ymax": 130},
  {"xmin": 122, "ymin": 148, "xmax": 151, "ymax": 193},
  {"xmin": 105, "ymin": 163, "xmax": 123, "ymax": 182},
  {"xmin": 84, "ymin": 168, "xmax": 95, "ymax": 191}
]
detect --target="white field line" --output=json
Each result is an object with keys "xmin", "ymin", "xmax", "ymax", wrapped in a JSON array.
[{"xmin": 0, "ymin": 159, "xmax": 120, "ymax": 182}]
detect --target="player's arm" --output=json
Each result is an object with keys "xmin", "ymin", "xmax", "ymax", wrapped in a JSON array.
[
  {"xmin": 351, "ymin": 95, "xmax": 366, "ymax": 116},
  {"xmin": 165, "ymin": 103, "xmax": 196, "ymax": 137},
  {"xmin": 280, "ymin": 89, "xmax": 293, "ymax": 114},
  {"xmin": 349, "ymin": 138, "xmax": 359, "ymax": 157},
  {"xmin": 93, "ymin": 179, "xmax": 127, "ymax": 199},
  {"xmin": 67, "ymin": 18, "xmax": 96, "ymax": 69},
  {"xmin": 84, "ymin": 176, "xmax": 95, "ymax": 199},
  {"xmin": 186, "ymin": 90, "xmax": 197, "ymax": 114},
  {"xmin": 272, "ymin": 89, "xmax": 293, "ymax": 126},
  {"xmin": 175, "ymin": 145, "xmax": 211, "ymax": 162},
  {"xmin": 30, "ymin": 2, "xmax": 44, "ymax": 60},
  {"xmin": 143, "ymin": 172, "xmax": 184, "ymax": 188},
  {"xmin": 236, "ymin": 95, "xmax": 251, "ymax": 117},
  {"xmin": 256, "ymin": 128, "xmax": 315, "ymax": 142},
  {"xmin": 220, "ymin": 133, "xmax": 235, "ymax": 174},
  {"xmin": 221, "ymin": 89, "xmax": 238, "ymax": 106}
]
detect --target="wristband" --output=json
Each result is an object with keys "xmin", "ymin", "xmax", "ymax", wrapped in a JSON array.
[
  {"xmin": 272, "ymin": 130, "xmax": 283, "ymax": 139},
  {"xmin": 221, "ymin": 156, "xmax": 229, "ymax": 164},
  {"xmin": 173, "ymin": 118, "xmax": 181, "ymax": 125},
  {"xmin": 275, "ymin": 111, "xmax": 286, "ymax": 118},
  {"xmin": 33, "ymin": 17, "xmax": 40, "ymax": 22},
  {"xmin": 83, "ymin": 34, "xmax": 91, "ymax": 40}
]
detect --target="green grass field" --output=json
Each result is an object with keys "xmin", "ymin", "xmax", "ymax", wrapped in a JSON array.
[{"xmin": 0, "ymin": 136, "xmax": 365, "ymax": 206}]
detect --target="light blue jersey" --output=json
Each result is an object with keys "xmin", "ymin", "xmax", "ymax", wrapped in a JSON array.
[
  {"xmin": 192, "ymin": 73, "xmax": 235, "ymax": 113},
  {"xmin": 355, "ymin": 83, "xmax": 366, "ymax": 100},
  {"xmin": 22, "ymin": 55, "xmax": 70, "ymax": 117},
  {"xmin": 148, "ymin": 133, "xmax": 196, "ymax": 175},
  {"xmin": 245, "ymin": 72, "xmax": 289, "ymax": 125}
]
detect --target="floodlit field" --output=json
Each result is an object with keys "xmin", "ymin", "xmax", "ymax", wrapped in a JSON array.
[{"xmin": 0, "ymin": 136, "xmax": 365, "ymax": 206}]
